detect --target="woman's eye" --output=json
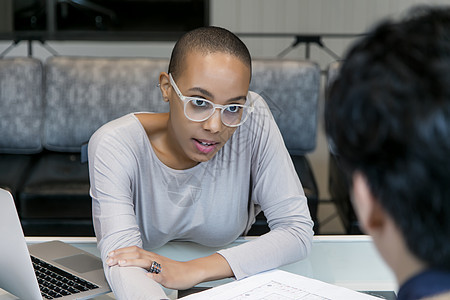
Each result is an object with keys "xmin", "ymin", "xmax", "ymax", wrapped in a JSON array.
[
  {"xmin": 226, "ymin": 105, "xmax": 240, "ymax": 113},
  {"xmin": 192, "ymin": 99, "xmax": 206, "ymax": 107}
]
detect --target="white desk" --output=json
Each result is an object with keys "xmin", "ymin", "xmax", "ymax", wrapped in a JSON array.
[{"xmin": 1, "ymin": 235, "xmax": 397, "ymax": 299}]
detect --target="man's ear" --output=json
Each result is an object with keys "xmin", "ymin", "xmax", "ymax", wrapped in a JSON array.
[
  {"xmin": 352, "ymin": 172, "xmax": 386, "ymax": 234},
  {"xmin": 159, "ymin": 72, "xmax": 171, "ymax": 102}
]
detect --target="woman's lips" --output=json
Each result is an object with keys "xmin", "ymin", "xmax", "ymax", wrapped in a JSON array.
[{"xmin": 193, "ymin": 138, "xmax": 218, "ymax": 154}]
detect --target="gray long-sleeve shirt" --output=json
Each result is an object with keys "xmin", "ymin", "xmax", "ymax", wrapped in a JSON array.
[{"xmin": 88, "ymin": 92, "xmax": 314, "ymax": 299}]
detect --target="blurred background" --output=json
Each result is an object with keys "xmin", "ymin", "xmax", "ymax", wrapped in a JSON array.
[{"xmin": 1, "ymin": 0, "xmax": 448, "ymax": 234}]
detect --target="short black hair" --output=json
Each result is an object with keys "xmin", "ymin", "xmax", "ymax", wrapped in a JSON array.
[
  {"xmin": 168, "ymin": 26, "xmax": 252, "ymax": 80},
  {"xmin": 325, "ymin": 6, "xmax": 450, "ymax": 270}
]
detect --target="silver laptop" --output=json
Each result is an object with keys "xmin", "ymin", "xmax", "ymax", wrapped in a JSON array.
[{"xmin": 0, "ymin": 188, "xmax": 111, "ymax": 299}]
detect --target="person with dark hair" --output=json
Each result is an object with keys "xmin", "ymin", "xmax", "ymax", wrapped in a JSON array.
[
  {"xmin": 325, "ymin": 6, "xmax": 450, "ymax": 300},
  {"xmin": 88, "ymin": 26, "xmax": 313, "ymax": 299}
]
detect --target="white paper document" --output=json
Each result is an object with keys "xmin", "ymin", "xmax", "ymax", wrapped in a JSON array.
[{"xmin": 181, "ymin": 270, "xmax": 381, "ymax": 299}]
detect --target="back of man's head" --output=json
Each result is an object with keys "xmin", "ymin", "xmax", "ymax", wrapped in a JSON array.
[
  {"xmin": 168, "ymin": 26, "xmax": 252, "ymax": 80},
  {"xmin": 326, "ymin": 6, "xmax": 450, "ymax": 270}
]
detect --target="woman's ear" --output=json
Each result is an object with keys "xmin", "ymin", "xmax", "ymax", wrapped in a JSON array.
[
  {"xmin": 159, "ymin": 72, "xmax": 171, "ymax": 102},
  {"xmin": 352, "ymin": 172, "xmax": 386, "ymax": 234}
]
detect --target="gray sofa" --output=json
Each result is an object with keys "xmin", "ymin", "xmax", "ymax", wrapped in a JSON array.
[{"xmin": 0, "ymin": 56, "xmax": 320, "ymax": 236}]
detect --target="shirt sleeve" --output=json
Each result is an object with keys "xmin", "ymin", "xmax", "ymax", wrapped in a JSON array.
[
  {"xmin": 217, "ymin": 94, "xmax": 314, "ymax": 280},
  {"xmin": 88, "ymin": 120, "xmax": 167, "ymax": 299}
]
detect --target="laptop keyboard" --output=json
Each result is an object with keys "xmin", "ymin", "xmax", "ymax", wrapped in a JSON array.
[{"xmin": 31, "ymin": 255, "xmax": 99, "ymax": 299}]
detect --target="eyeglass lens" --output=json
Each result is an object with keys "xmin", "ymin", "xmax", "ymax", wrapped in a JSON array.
[{"xmin": 185, "ymin": 99, "xmax": 248, "ymax": 126}]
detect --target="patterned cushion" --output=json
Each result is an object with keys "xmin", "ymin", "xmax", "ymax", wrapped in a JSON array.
[
  {"xmin": 44, "ymin": 56, "xmax": 169, "ymax": 152},
  {"xmin": 0, "ymin": 57, "xmax": 43, "ymax": 154},
  {"xmin": 251, "ymin": 59, "xmax": 320, "ymax": 155}
]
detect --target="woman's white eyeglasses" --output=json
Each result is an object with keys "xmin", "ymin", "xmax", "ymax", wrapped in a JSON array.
[{"xmin": 169, "ymin": 73, "xmax": 253, "ymax": 127}]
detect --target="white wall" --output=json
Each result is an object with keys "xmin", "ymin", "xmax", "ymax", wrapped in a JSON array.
[
  {"xmin": 4, "ymin": 1, "xmax": 448, "ymax": 63},
  {"xmin": 214, "ymin": 0, "xmax": 449, "ymax": 67},
  {"xmin": 1, "ymin": 0, "xmax": 448, "ymax": 199}
]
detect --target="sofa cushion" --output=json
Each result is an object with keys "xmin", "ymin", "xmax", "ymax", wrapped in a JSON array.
[
  {"xmin": 0, "ymin": 57, "xmax": 43, "ymax": 154},
  {"xmin": 250, "ymin": 60, "xmax": 320, "ymax": 155},
  {"xmin": 43, "ymin": 56, "xmax": 169, "ymax": 152}
]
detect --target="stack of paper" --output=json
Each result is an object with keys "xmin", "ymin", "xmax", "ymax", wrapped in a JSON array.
[{"xmin": 181, "ymin": 270, "xmax": 383, "ymax": 299}]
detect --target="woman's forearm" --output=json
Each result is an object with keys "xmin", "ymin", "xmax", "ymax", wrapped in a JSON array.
[{"xmin": 187, "ymin": 253, "xmax": 234, "ymax": 284}]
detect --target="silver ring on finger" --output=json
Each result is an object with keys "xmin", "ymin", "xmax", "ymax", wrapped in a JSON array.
[{"xmin": 149, "ymin": 261, "xmax": 162, "ymax": 274}]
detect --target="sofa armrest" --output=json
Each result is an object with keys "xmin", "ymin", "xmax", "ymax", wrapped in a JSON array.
[{"xmin": 81, "ymin": 142, "xmax": 89, "ymax": 163}]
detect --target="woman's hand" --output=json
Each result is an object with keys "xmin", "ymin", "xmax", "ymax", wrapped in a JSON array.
[{"xmin": 106, "ymin": 246, "xmax": 233, "ymax": 290}]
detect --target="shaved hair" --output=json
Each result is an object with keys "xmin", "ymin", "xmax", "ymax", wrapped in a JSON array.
[{"xmin": 168, "ymin": 26, "xmax": 252, "ymax": 80}]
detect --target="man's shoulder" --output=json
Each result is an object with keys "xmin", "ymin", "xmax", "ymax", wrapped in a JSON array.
[{"xmin": 422, "ymin": 290, "xmax": 450, "ymax": 300}]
